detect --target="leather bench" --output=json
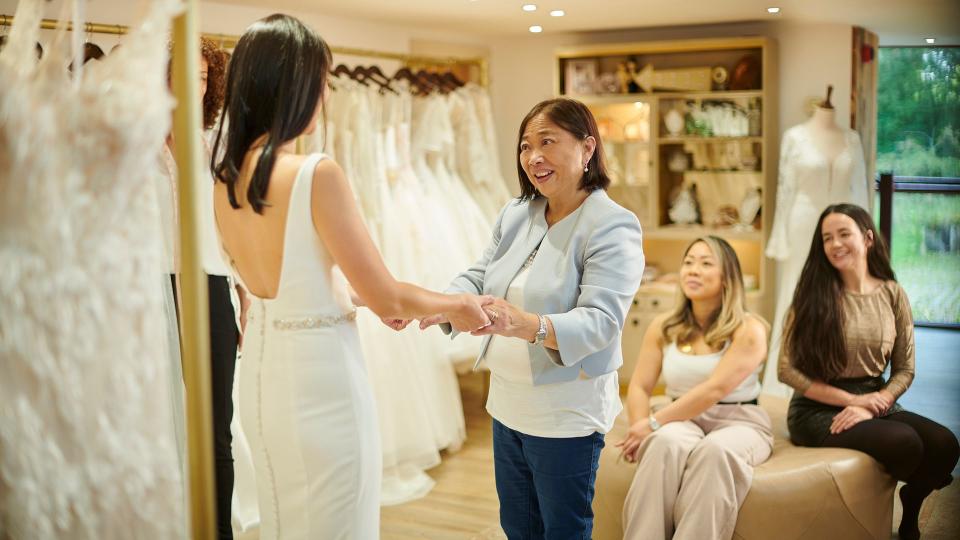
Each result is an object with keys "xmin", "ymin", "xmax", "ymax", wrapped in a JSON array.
[{"xmin": 592, "ymin": 394, "xmax": 896, "ymax": 539}]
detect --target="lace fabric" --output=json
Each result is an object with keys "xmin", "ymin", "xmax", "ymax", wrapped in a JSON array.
[{"xmin": 0, "ymin": 1, "xmax": 186, "ymax": 537}]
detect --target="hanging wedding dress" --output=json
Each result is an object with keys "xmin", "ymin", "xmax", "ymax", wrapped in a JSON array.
[
  {"xmin": 451, "ymin": 85, "xmax": 513, "ymax": 218},
  {"xmin": 762, "ymin": 124, "xmax": 869, "ymax": 396},
  {"xmin": 358, "ymin": 83, "xmax": 470, "ymax": 504},
  {"xmin": 0, "ymin": 0, "xmax": 184, "ymax": 537},
  {"xmin": 365, "ymin": 87, "xmax": 448, "ymax": 504}
]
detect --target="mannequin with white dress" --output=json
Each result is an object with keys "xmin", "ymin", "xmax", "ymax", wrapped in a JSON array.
[{"xmin": 763, "ymin": 98, "xmax": 870, "ymax": 395}]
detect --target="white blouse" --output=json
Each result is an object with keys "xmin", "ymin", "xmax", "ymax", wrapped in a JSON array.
[{"xmin": 484, "ymin": 265, "xmax": 622, "ymax": 438}]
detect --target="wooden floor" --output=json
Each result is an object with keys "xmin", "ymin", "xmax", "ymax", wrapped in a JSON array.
[
  {"xmin": 380, "ymin": 372, "xmax": 505, "ymax": 540},
  {"xmin": 898, "ymin": 327, "xmax": 960, "ymax": 477}
]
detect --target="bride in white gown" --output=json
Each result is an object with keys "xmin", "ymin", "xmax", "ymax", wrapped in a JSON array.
[{"xmin": 210, "ymin": 15, "xmax": 491, "ymax": 539}]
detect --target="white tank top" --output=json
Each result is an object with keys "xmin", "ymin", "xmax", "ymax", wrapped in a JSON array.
[{"xmin": 662, "ymin": 341, "xmax": 762, "ymax": 402}]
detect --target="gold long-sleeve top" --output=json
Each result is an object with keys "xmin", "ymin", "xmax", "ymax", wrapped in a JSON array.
[{"xmin": 778, "ymin": 280, "xmax": 915, "ymax": 398}]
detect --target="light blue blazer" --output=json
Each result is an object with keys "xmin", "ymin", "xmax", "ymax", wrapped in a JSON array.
[{"xmin": 441, "ymin": 189, "xmax": 645, "ymax": 386}]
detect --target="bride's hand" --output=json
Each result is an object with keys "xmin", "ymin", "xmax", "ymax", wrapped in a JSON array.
[
  {"xmin": 380, "ymin": 317, "xmax": 411, "ymax": 332},
  {"xmin": 419, "ymin": 313, "xmax": 448, "ymax": 330},
  {"xmin": 446, "ymin": 294, "xmax": 494, "ymax": 332}
]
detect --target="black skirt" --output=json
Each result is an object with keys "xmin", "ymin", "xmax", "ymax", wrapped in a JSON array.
[{"xmin": 787, "ymin": 376, "xmax": 905, "ymax": 447}]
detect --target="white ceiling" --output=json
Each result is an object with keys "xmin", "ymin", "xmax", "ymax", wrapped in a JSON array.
[{"xmin": 207, "ymin": 0, "xmax": 960, "ymax": 44}]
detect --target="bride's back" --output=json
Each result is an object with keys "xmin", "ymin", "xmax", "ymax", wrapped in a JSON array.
[
  {"xmin": 214, "ymin": 149, "xmax": 305, "ymax": 300},
  {"xmin": 210, "ymin": 13, "xmax": 333, "ymax": 302}
]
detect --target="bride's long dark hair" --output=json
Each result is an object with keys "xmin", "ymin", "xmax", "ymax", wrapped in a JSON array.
[
  {"xmin": 211, "ymin": 14, "xmax": 331, "ymax": 213},
  {"xmin": 784, "ymin": 204, "xmax": 896, "ymax": 381}
]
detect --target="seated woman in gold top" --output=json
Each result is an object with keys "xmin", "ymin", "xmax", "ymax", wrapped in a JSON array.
[{"xmin": 778, "ymin": 203, "xmax": 958, "ymax": 540}]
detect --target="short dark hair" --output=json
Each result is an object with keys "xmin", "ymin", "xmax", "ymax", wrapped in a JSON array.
[
  {"xmin": 211, "ymin": 14, "xmax": 332, "ymax": 214},
  {"xmin": 515, "ymin": 98, "xmax": 610, "ymax": 200}
]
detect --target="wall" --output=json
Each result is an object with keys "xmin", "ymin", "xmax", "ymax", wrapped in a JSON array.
[
  {"xmin": 487, "ymin": 21, "xmax": 855, "ymax": 189},
  {"xmin": 0, "ymin": 0, "xmax": 490, "ymax": 70}
]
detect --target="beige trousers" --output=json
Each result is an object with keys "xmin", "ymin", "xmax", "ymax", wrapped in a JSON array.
[{"xmin": 622, "ymin": 403, "xmax": 773, "ymax": 540}]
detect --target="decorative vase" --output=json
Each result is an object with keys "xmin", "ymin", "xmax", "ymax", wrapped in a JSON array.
[{"xmin": 664, "ymin": 108, "xmax": 685, "ymax": 136}]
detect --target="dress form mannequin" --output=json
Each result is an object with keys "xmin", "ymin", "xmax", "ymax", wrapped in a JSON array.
[
  {"xmin": 804, "ymin": 106, "xmax": 846, "ymax": 164},
  {"xmin": 762, "ymin": 85, "xmax": 869, "ymax": 396}
]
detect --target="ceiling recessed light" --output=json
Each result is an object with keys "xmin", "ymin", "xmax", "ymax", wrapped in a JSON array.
[
  {"xmin": 926, "ymin": 37, "xmax": 936, "ymax": 44},
  {"xmin": 529, "ymin": 25, "xmax": 543, "ymax": 33},
  {"xmin": 522, "ymin": 4, "xmax": 537, "ymax": 12},
  {"xmin": 767, "ymin": 7, "xmax": 781, "ymax": 14},
  {"xmin": 550, "ymin": 10, "xmax": 565, "ymax": 17}
]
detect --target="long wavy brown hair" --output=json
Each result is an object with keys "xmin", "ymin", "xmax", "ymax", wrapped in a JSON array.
[{"xmin": 783, "ymin": 204, "xmax": 896, "ymax": 381}]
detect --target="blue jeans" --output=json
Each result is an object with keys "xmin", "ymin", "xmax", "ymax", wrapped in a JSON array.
[{"xmin": 492, "ymin": 419, "xmax": 605, "ymax": 540}]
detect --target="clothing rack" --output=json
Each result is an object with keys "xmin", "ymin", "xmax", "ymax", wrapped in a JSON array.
[{"xmin": 0, "ymin": 13, "xmax": 489, "ymax": 86}]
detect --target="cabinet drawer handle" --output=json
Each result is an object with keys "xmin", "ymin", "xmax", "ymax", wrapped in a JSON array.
[
  {"xmin": 631, "ymin": 318, "xmax": 640, "ymax": 327},
  {"xmin": 652, "ymin": 299, "xmax": 659, "ymax": 307},
  {"xmin": 632, "ymin": 299, "xmax": 639, "ymax": 307}
]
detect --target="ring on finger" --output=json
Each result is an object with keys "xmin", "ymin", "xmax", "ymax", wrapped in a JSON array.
[{"xmin": 486, "ymin": 309, "xmax": 499, "ymax": 321}]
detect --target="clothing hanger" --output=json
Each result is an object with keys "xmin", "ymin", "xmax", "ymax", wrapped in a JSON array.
[
  {"xmin": 348, "ymin": 65, "xmax": 371, "ymax": 86},
  {"xmin": 440, "ymin": 71, "xmax": 465, "ymax": 89},
  {"xmin": 331, "ymin": 63, "xmax": 353, "ymax": 79},
  {"xmin": 415, "ymin": 69, "xmax": 445, "ymax": 94},
  {"xmin": 393, "ymin": 67, "xmax": 430, "ymax": 95},
  {"xmin": 359, "ymin": 65, "xmax": 399, "ymax": 95}
]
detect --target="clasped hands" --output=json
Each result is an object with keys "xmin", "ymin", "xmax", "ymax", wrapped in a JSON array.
[
  {"xmin": 830, "ymin": 390, "xmax": 895, "ymax": 434},
  {"xmin": 382, "ymin": 295, "xmax": 537, "ymax": 340},
  {"xmin": 615, "ymin": 419, "xmax": 653, "ymax": 464}
]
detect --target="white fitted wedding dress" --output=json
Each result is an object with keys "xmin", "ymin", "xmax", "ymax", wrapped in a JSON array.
[{"xmin": 220, "ymin": 153, "xmax": 381, "ymax": 539}]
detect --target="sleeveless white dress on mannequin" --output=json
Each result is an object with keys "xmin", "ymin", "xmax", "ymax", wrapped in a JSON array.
[
  {"xmin": 763, "ymin": 125, "xmax": 869, "ymax": 396},
  {"xmin": 221, "ymin": 154, "xmax": 381, "ymax": 539}
]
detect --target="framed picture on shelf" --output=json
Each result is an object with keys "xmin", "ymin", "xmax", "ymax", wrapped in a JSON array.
[{"xmin": 564, "ymin": 59, "xmax": 598, "ymax": 96}]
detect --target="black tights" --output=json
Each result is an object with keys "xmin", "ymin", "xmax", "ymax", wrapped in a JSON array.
[
  {"xmin": 208, "ymin": 275, "xmax": 238, "ymax": 540},
  {"xmin": 821, "ymin": 411, "xmax": 959, "ymax": 539},
  {"xmin": 172, "ymin": 275, "xmax": 238, "ymax": 539}
]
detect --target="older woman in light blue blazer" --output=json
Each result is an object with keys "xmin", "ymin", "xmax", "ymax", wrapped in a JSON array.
[{"xmin": 421, "ymin": 98, "xmax": 644, "ymax": 539}]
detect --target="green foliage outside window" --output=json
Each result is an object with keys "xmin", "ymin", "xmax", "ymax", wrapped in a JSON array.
[{"xmin": 877, "ymin": 47, "xmax": 959, "ymax": 325}]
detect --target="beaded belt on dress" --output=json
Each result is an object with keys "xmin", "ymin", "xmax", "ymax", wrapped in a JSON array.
[{"xmin": 251, "ymin": 309, "xmax": 358, "ymax": 330}]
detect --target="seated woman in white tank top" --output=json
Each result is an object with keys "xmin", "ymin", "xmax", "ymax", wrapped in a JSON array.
[{"xmin": 616, "ymin": 236, "xmax": 773, "ymax": 540}]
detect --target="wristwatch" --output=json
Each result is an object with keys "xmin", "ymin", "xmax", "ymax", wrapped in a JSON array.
[
  {"xmin": 648, "ymin": 413, "xmax": 662, "ymax": 432},
  {"xmin": 532, "ymin": 314, "xmax": 547, "ymax": 346}
]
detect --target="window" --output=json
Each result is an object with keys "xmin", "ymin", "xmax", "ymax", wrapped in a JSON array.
[{"xmin": 877, "ymin": 47, "xmax": 960, "ymax": 326}]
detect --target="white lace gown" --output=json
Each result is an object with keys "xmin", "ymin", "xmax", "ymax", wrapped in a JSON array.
[
  {"xmin": 763, "ymin": 125, "xmax": 869, "ymax": 396},
  {"xmin": 221, "ymin": 153, "xmax": 381, "ymax": 539},
  {"xmin": 450, "ymin": 86, "xmax": 513, "ymax": 218},
  {"xmin": 0, "ymin": 0, "xmax": 184, "ymax": 537}
]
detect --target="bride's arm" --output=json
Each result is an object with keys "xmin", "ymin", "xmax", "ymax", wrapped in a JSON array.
[{"xmin": 309, "ymin": 159, "xmax": 490, "ymax": 331}]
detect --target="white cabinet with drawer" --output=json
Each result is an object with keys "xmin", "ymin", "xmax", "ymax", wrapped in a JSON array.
[{"xmin": 619, "ymin": 290, "xmax": 675, "ymax": 382}]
